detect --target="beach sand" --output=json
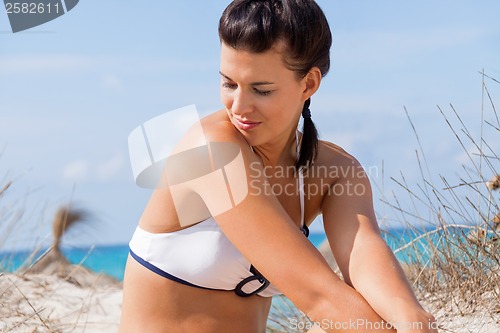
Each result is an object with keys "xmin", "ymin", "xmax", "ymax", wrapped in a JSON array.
[
  {"xmin": 418, "ymin": 293, "xmax": 500, "ymax": 333},
  {"xmin": 0, "ymin": 272, "xmax": 122, "ymax": 333},
  {"xmin": 2, "ymin": 271, "xmax": 499, "ymax": 333}
]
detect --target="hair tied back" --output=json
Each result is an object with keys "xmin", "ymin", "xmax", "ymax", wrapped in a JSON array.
[{"xmin": 302, "ymin": 98, "xmax": 311, "ymax": 118}]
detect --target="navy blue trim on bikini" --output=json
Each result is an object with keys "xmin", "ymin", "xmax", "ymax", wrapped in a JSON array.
[{"xmin": 129, "ymin": 249, "xmax": 218, "ymax": 291}]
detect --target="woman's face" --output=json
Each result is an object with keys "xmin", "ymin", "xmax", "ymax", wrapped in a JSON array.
[{"xmin": 220, "ymin": 42, "xmax": 307, "ymax": 147}]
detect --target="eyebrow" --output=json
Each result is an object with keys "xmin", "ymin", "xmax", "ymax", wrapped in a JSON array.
[{"xmin": 219, "ymin": 71, "xmax": 275, "ymax": 86}]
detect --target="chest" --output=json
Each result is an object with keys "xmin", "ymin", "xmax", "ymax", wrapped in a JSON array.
[{"xmin": 264, "ymin": 168, "xmax": 327, "ymax": 227}]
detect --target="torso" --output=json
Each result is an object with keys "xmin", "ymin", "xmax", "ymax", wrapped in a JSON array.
[{"xmin": 121, "ymin": 257, "xmax": 272, "ymax": 333}]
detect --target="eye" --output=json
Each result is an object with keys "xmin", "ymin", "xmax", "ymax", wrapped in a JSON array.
[
  {"xmin": 222, "ymin": 82, "xmax": 237, "ymax": 90},
  {"xmin": 254, "ymin": 88, "xmax": 273, "ymax": 96}
]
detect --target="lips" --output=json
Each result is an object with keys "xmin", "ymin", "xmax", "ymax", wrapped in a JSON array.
[{"xmin": 234, "ymin": 118, "xmax": 261, "ymax": 130}]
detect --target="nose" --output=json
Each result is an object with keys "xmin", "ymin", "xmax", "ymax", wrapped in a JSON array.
[{"xmin": 230, "ymin": 89, "xmax": 253, "ymax": 117}]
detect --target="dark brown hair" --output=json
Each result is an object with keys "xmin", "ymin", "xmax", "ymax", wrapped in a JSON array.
[{"xmin": 219, "ymin": 0, "xmax": 332, "ymax": 170}]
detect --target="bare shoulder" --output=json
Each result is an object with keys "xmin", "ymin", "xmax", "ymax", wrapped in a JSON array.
[
  {"xmin": 200, "ymin": 110, "xmax": 247, "ymax": 145},
  {"xmin": 167, "ymin": 108, "xmax": 258, "ymax": 178},
  {"xmin": 171, "ymin": 109, "xmax": 254, "ymax": 162},
  {"xmin": 313, "ymin": 139, "xmax": 364, "ymax": 182},
  {"xmin": 199, "ymin": 109, "xmax": 231, "ymax": 132},
  {"xmin": 317, "ymin": 139, "xmax": 356, "ymax": 163}
]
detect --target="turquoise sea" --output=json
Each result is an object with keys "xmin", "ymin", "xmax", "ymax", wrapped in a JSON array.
[{"xmin": 0, "ymin": 227, "xmax": 470, "ymax": 280}]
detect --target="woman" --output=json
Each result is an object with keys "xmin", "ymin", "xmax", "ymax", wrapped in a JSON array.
[{"xmin": 119, "ymin": 1, "xmax": 437, "ymax": 332}]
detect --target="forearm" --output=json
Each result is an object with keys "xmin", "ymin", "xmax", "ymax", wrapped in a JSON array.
[
  {"xmin": 349, "ymin": 237, "xmax": 434, "ymax": 328},
  {"xmin": 305, "ymin": 279, "xmax": 396, "ymax": 333}
]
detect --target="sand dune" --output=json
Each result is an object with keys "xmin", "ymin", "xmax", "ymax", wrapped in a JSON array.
[{"xmin": 0, "ymin": 272, "xmax": 122, "ymax": 333}]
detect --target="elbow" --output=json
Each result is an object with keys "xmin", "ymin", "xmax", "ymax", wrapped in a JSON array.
[
  {"xmin": 296, "ymin": 280, "xmax": 345, "ymax": 325},
  {"xmin": 306, "ymin": 297, "xmax": 337, "ymax": 325},
  {"xmin": 294, "ymin": 280, "xmax": 397, "ymax": 333}
]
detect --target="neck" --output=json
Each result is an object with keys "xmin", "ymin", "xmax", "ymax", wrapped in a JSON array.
[{"xmin": 253, "ymin": 128, "xmax": 299, "ymax": 168}]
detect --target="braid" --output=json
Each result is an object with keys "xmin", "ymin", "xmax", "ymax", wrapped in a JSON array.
[{"xmin": 295, "ymin": 98, "xmax": 319, "ymax": 170}]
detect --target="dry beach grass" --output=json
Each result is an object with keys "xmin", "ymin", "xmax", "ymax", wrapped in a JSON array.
[
  {"xmin": 0, "ymin": 272, "xmax": 122, "ymax": 333},
  {"xmin": 0, "ymin": 204, "xmax": 122, "ymax": 332}
]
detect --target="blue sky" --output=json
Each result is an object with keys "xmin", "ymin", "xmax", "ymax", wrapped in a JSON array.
[{"xmin": 1, "ymin": 1, "xmax": 499, "ymax": 250}]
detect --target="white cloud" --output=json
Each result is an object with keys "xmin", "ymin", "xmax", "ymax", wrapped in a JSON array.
[
  {"xmin": 62, "ymin": 160, "xmax": 88, "ymax": 182},
  {"xmin": 139, "ymin": 58, "xmax": 215, "ymax": 73},
  {"xmin": 315, "ymin": 91, "xmax": 405, "ymax": 116},
  {"xmin": 100, "ymin": 74, "xmax": 123, "ymax": 92},
  {"xmin": 0, "ymin": 54, "xmax": 97, "ymax": 74},
  {"xmin": 372, "ymin": 26, "xmax": 484, "ymax": 52},
  {"xmin": 60, "ymin": 154, "xmax": 126, "ymax": 183},
  {"xmin": 335, "ymin": 25, "xmax": 489, "ymax": 69},
  {"xmin": 0, "ymin": 53, "xmax": 216, "ymax": 78},
  {"xmin": 97, "ymin": 153, "xmax": 125, "ymax": 181}
]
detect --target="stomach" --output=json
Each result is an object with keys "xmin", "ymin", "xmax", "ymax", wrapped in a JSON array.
[{"xmin": 119, "ymin": 255, "xmax": 273, "ymax": 333}]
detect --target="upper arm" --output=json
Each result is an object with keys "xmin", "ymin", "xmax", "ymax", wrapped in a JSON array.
[
  {"xmin": 320, "ymin": 153, "xmax": 383, "ymax": 286},
  {"xmin": 319, "ymin": 149, "xmax": 427, "ymax": 324}
]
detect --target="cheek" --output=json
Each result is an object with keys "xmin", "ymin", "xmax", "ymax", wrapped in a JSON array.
[
  {"xmin": 220, "ymin": 90, "xmax": 232, "ymax": 109},
  {"xmin": 272, "ymin": 94, "xmax": 301, "ymax": 119},
  {"xmin": 260, "ymin": 104, "xmax": 291, "ymax": 127}
]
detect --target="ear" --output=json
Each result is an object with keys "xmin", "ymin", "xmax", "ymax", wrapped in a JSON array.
[{"xmin": 301, "ymin": 67, "xmax": 322, "ymax": 102}]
